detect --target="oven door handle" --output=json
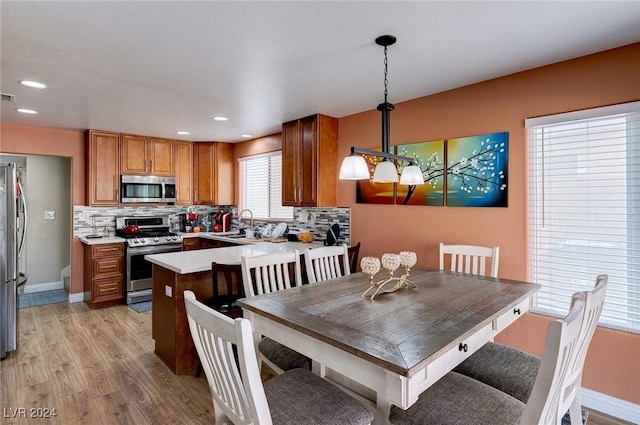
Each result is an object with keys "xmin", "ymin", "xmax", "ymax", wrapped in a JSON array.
[{"xmin": 126, "ymin": 244, "xmax": 183, "ymax": 258}]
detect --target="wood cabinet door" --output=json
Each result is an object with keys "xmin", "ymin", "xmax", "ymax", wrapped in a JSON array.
[
  {"xmin": 92, "ymin": 256, "xmax": 123, "ymax": 280},
  {"xmin": 174, "ymin": 141, "xmax": 193, "ymax": 205},
  {"xmin": 215, "ymin": 142, "xmax": 234, "ymax": 205},
  {"xmin": 193, "ymin": 142, "xmax": 234, "ymax": 205},
  {"xmin": 93, "ymin": 277, "xmax": 124, "ymax": 303},
  {"xmin": 193, "ymin": 143, "xmax": 215, "ymax": 205},
  {"xmin": 87, "ymin": 130, "xmax": 120, "ymax": 206},
  {"xmin": 121, "ymin": 134, "xmax": 149, "ymax": 174},
  {"xmin": 299, "ymin": 115, "xmax": 319, "ymax": 207},
  {"xmin": 92, "ymin": 243, "xmax": 124, "ymax": 258},
  {"xmin": 281, "ymin": 120, "xmax": 300, "ymax": 206},
  {"xmin": 182, "ymin": 238, "xmax": 199, "ymax": 251},
  {"xmin": 149, "ymin": 137, "xmax": 174, "ymax": 176}
]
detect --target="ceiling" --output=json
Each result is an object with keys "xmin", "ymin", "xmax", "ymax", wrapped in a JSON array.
[{"xmin": 1, "ymin": 2, "xmax": 639, "ymax": 143}]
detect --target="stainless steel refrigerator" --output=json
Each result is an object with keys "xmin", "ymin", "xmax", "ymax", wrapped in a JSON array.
[{"xmin": 1, "ymin": 163, "xmax": 27, "ymax": 360}]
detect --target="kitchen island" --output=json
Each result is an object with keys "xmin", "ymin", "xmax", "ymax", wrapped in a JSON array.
[{"xmin": 145, "ymin": 240, "xmax": 319, "ymax": 374}]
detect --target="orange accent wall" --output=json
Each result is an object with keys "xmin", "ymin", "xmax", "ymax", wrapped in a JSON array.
[
  {"xmin": 0, "ymin": 124, "xmax": 86, "ymax": 295},
  {"xmin": 337, "ymin": 43, "xmax": 640, "ymax": 404}
]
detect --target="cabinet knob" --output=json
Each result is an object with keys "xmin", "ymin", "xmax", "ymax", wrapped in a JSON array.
[
  {"xmin": 514, "ymin": 308, "xmax": 521, "ymax": 315},
  {"xmin": 458, "ymin": 343, "xmax": 468, "ymax": 353}
]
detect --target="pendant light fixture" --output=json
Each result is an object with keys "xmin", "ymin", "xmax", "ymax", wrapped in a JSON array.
[{"xmin": 339, "ymin": 35, "xmax": 424, "ymax": 185}]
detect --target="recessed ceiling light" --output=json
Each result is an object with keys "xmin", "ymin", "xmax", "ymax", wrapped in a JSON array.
[
  {"xmin": 213, "ymin": 116, "xmax": 228, "ymax": 121},
  {"xmin": 241, "ymin": 134, "xmax": 252, "ymax": 138},
  {"xmin": 16, "ymin": 108, "xmax": 38, "ymax": 114},
  {"xmin": 19, "ymin": 80, "xmax": 47, "ymax": 89},
  {"xmin": 176, "ymin": 131, "xmax": 190, "ymax": 135}
]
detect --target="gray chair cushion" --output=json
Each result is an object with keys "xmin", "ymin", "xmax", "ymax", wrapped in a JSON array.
[
  {"xmin": 453, "ymin": 342, "xmax": 540, "ymax": 402},
  {"xmin": 389, "ymin": 372, "xmax": 524, "ymax": 425},
  {"xmin": 259, "ymin": 337, "xmax": 311, "ymax": 371},
  {"xmin": 264, "ymin": 368, "xmax": 374, "ymax": 425}
]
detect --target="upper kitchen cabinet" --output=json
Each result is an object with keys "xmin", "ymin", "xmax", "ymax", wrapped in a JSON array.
[
  {"xmin": 193, "ymin": 142, "xmax": 234, "ymax": 205},
  {"xmin": 174, "ymin": 141, "xmax": 193, "ymax": 205},
  {"xmin": 282, "ymin": 114, "xmax": 338, "ymax": 207},
  {"xmin": 86, "ymin": 130, "xmax": 120, "ymax": 206},
  {"xmin": 121, "ymin": 134, "xmax": 174, "ymax": 176}
]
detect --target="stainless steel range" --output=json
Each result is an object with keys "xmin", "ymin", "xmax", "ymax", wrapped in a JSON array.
[{"xmin": 115, "ymin": 216, "xmax": 182, "ymax": 304}]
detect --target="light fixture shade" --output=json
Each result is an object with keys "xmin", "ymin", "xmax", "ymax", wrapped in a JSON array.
[
  {"xmin": 399, "ymin": 165, "xmax": 425, "ymax": 185},
  {"xmin": 339, "ymin": 155, "xmax": 369, "ymax": 180},
  {"xmin": 372, "ymin": 160, "xmax": 399, "ymax": 183}
]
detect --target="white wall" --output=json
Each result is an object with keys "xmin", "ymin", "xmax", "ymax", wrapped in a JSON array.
[{"xmin": 21, "ymin": 155, "xmax": 71, "ymax": 287}]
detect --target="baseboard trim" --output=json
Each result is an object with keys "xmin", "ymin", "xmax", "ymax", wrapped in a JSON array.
[
  {"xmin": 67, "ymin": 292, "xmax": 86, "ymax": 303},
  {"xmin": 22, "ymin": 280, "xmax": 63, "ymax": 293},
  {"xmin": 582, "ymin": 387, "xmax": 639, "ymax": 424}
]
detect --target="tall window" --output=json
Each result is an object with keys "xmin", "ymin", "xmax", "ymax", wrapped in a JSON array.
[
  {"xmin": 527, "ymin": 101, "xmax": 640, "ymax": 334},
  {"xmin": 239, "ymin": 151, "xmax": 293, "ymax": 220}
]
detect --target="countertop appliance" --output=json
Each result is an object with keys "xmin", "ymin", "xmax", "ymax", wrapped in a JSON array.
[
  {"xmin": 120, "ymin": 175, "xmax": 176, "ymax": 204},
  {"xmin": 179, "ymin": 213, "xmax": 198, "ymax": 233},
  {"xmin": 116, "ymin": 216, "xmax": 182, "ymax": 304},
  {"xmin": 213, "ymin": 211, "xmax": 231, "ymax": 233},
  {"xmin": 325, "ymin": 223, "xmax": 340, "ymax": 246},
  {"xmin": 1, "ymin": 163, "xmax": 27, "ymax": 360}
]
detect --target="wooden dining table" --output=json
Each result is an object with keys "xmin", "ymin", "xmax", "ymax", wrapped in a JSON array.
[{"xmin": 238, "ymin": 267, "xmax": 540, "ymax": 425}]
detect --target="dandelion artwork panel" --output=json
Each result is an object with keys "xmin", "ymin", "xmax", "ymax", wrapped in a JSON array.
[
  {"xmin": 356, "ymin": 146, "xmax": 396, "ymax": 204},
  {"xmin": 396, "ymin": 140, "xmax": 445, "ymax": 205},
  {"xmin": 446, "ymin": 132, "xmax": 508, "ymax": 207}
]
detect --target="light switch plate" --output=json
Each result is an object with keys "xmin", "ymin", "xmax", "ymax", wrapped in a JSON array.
[
  {"xmin": 44, "ymin": 211, "xmax": 55, "ymax": 220},
  {"xmin": 165, "ymin": 285, "xmax": 172, "ymax": 297}
]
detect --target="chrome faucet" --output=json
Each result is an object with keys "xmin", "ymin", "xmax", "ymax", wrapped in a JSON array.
[{"xmin": 238, "ymin": 209, "xmax": 254, "ymax": 228}]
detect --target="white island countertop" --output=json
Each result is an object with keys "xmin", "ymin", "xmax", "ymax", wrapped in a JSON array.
[{"xmin": 145, "ymin": 241, "xmax": 321, "ymax": 274}]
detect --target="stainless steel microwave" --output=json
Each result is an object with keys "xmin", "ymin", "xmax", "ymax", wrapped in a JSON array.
[{"xmin": 120, "ymin": 175, "xmax": 176, "ymax": 203}]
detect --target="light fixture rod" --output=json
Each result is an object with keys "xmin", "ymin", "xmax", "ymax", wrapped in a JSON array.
[
  {"xmin": 349, "ymin": 146, "xmax": 416, "ymax": 165},
  {"xmin": 375, "ymin": 35, "xmax": 397, "ymax": 155}
]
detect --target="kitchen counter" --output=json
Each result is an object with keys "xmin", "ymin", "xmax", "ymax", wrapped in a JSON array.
[
  {"xmin": 79, "ymin": 231, "xmax": 250, "ymax": 246},
  {"xmin": 177, "ymin": 231, "xmax": 257, "ymax": 245},
  {"xmin": 79, "ymin": 236, "xmax": 126, "ymax": 245},
  {"xmin": 148, "ymin": 239, "xmax": 321, "ymax": 374},
  {"xmin": 145, "ymin": 240, "xmax": 319, "ymax": 274}
]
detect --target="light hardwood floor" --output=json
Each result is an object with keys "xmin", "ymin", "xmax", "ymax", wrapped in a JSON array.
[{"xmin": 0, "ymin": 301, "xmax": 633, "ymax": 425}]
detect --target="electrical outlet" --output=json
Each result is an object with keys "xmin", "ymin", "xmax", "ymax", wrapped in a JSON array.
[
  {"xmin": 165, "ymin": 285, "xmax": 173, "ymax": 297},
  {"xmin": 44, "ymin": 211, "xmax": 55, "ymax": 220}
]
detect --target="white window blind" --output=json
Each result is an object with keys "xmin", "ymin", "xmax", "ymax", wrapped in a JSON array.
[
  {"xmin": 527, "ymin": 102, "xmax": 640, "ymax": 333},
  {"xmin": 239, "ymin": 151, "xmax": 293, "ymax": 221}
]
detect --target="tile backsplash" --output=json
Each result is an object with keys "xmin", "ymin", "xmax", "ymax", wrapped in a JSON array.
[{"xmin": 73, "ymin": 205, "xmax": 351, "ymax": 245}]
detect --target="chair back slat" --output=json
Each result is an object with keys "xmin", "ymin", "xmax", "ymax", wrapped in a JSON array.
[
  {"xmin": 439, "ymin": 243, "xmax": 500, "ymax": 278},
  {"xmin": 184, "ymin": 291, "xmax": 271, "ymax": 425},
  {"xmin": 304, "ymin": 245, "xmax": 350, "ymax": 284},
  {"xmin": 562, "ymin": 275, "xmax": 608, "ymax": 422},
  {"xmin": 348, "ymin": 242, "xmax": 361, "ymax": 273},
  {"xmin": 521, "ymin": 296, "xmax": 585, "ymax": 425},
  {"xmin": 242, "ymin": 251, "xmax": 302, "ymax": 297},
  {"xmin": 572, "ymin": 275, "xmax": 607, "ymax": 373}
]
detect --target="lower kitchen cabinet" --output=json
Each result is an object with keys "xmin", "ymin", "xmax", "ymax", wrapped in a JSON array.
[
  {"xmin": 182, "ymin": 238, "xmax": 199, "ymax": 251},
  {"xmin": 83, "ymin": 243, "xmax": 124, "ymax": 308},
  {"xmin": 183, "ymin": 237, "xmax": 239, "ymax": 250}
]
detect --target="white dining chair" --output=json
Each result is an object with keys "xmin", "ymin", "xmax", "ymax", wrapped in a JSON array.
[
  {"xmin": 439, "ymin": 242, "xmax": 500, "ymax": 278},
  {"xmin": 454, "ymin": 274, "xmax": 607, "ymax": 421},
  {"xmin": 304, "ymin": 244, "xmax": 351, "ymax": 284},
  {"xmin": 184, "ymin": 291, "xmax": 374, "ymax": 425},
  {"xmin": 241, "ymin": 251, "xmax": 309, "ymax": 374},
  {"xmin": 389, "ymin": 291, "xmax": 587, "ymax": 425}
]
